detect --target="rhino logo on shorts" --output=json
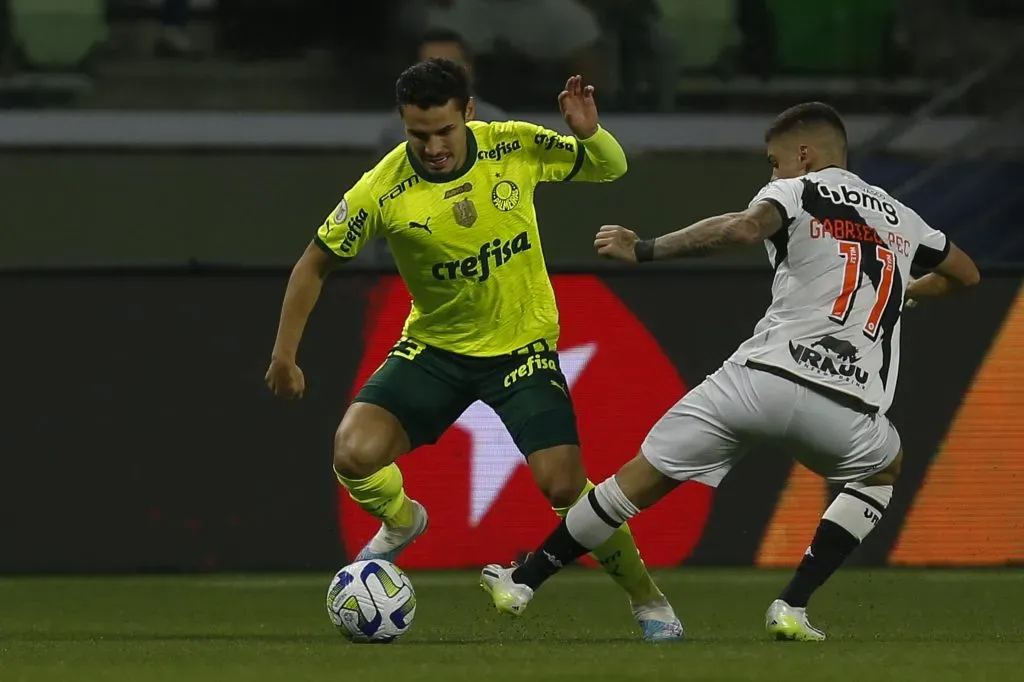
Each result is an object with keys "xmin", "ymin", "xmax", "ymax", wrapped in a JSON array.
[{"xmin": 812, "ymin": 335, "xmax": 860, "ymax": 364}]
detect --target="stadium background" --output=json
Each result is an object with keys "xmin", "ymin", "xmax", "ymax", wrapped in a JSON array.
[{"xmin": 2, "ymin": 1, "xmax": 1022, "ymax": 576}]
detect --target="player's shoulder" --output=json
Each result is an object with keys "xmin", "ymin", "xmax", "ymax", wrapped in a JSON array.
[
  {"xmin": 471, "ymin": 119, "xmax": 554, "ymax": 166},
  {"xmin": 753, "ymin": 176, "xmax": 803, "ymax": 195},
  {"xmin": 470, "ymin": 119, "xmax": 533, "ymax": 147},
  {"xmin": 750, "ymin": 176, "xmax": 806, "ymax": 206},
  {"xmin": 472, "ymin": 118, "xmax": 531, "ymax": 135},
  {"xmin": 473, "ymin": 118, "xmax": 563, "ymax": 145}
]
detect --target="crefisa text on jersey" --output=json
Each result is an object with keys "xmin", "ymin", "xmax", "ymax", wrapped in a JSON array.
[
  {"xmin": 477, "ymin": 140, "xmax": 522, "ymax": 162},
  {"xmin": 533, "ymin": 133, "xmax": 575, "ymax": 153},
  {"xmin": 430, "ymin": 231, "xmax": 533, "ymax": 282},
  {"xmin": 337, "ymin": 208, "xmax": 370, "ymax": 255}
]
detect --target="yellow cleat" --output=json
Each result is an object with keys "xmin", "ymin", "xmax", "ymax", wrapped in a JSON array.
[
  {"xmin": 765, "ymin": 599, "xmax": 827, "ymax": 641},
  {"xmin": 480, "ymin": 564, "xmax": 534, "ymax": 616}
]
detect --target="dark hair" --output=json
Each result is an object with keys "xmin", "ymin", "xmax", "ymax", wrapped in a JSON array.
[
  {"xmin": 417, "ymin": 28, "xmax": 472, "ymax": 62},
  {"xmin": 395, "ymin": 57, "xmax": 471, "ymax": 112},
  {"xmin": 765, "ymin": 102, "xmax": 847, "ymax": 146}
]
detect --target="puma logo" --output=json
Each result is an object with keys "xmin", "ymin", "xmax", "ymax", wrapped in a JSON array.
[
  {"xmin": 550, "ymin": 379, "xmax": 567, "ymax": 396},
  {"xmin": 408, "ymin": 218, "xmax": 432, "ymax": 234}
]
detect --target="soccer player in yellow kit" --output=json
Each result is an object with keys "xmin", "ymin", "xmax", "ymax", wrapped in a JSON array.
[{"xmin": 265, "ymin": 58, "xmax": 682, "ymax": 642}]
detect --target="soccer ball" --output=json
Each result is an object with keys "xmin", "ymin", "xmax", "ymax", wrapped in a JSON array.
[{"xmin": 326, "ymin": 560, "xmax": 417, "ymax": 643}]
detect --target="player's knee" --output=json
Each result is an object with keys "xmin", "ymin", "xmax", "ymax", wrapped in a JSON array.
[
  {"xmin": 332, "ymin": 405, "xmax": 407, "ymax": 479},
  {"xmin": 331, "ymin": 419, "xmax": 391, "ymax": 477},
  {"xmin": 864, "ymin": 449, "xmax": 903, "ymax": 486},
  {"xmin": 528, "ymin": 445, "xmax": 588, "ymax": 508},
  {"xmin": 541, "ymin": 477, "xmax": 587, "ymax": 509},
  {"xmin": 333, "ymin": 430, "xmax": 386, "ymax": 480}
]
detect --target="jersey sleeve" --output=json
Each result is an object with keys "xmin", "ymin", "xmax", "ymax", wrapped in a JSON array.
[
  {"xmin": 749, "ymin": 178, "xmax": 803, "ymax": 226},
  {"xmin": 910, "ymin": 211, "xmax": 951, "ymax": 269},
  {"xmin": 313, "ymin": 173, "xmax": 383, "ymax": 261},
  {"xmin": 514, "ymin": 121, "xmax": 588, "ymax": 183}
]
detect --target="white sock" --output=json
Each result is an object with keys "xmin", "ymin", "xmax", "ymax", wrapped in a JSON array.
[
  {"xmin": 564, "ymin": 476, "xmax": 640, "ymax": 549},
  {"xmin": 822, "ymin": 482, "xmax": 893, "ymax": 541}
]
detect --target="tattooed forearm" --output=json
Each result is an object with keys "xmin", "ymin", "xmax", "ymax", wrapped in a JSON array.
[
  {"xmin": 634, "ymin": 203, "xmax": 784, "ymax": 262},
  {"xmin": 647, "ymin": 213, "xmax": 757, "ymax": 260}
]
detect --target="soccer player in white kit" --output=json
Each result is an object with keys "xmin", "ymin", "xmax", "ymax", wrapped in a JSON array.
[{"xmin": 479, "ymin": 102, "xmax": 981, "ymax": 641}]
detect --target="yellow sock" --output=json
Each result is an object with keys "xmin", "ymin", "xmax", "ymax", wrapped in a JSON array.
[
  {"xmin": 336, "ymin": 463, "xmax": 415, "ymax": 528},
  {"xmin": 554, "ymin": 480, "xmax": 662, "ymax": 605}
]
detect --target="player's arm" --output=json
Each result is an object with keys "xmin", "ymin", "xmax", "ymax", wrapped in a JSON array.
[
  {"xmin": 637, "ymin": 201, "xmax": 783, "ymax": 261},
  {"xmin": 521, "ymin": 76, "xmax": 628, "ymax": 184},
  {"xmin": 596, "ymin": 202, "xmax": 782, "ymax": 263},
  {"xmin": 267, "ymin": 180, "xmax": 382, "ymax": 398},
  {"xmin": 518, "ymin": 121, "xmax": 627, "ymax": 184},
  {"xmin": 571, "ymin": 126, "xmax": 628, "ymax": 183},
  {"xmin": 906, "ymin": 244, "xmax": 980, "ymax": 304},
  {"xmin": 596, "ymin": 178, "xmax": 798, "ymax": 262},
  {"xmin": 270, "ymin": 241, "xmax": 338, "ymax": 366}
]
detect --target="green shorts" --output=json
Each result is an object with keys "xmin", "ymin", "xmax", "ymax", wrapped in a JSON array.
[{"xmin": 353, "ymin": 337, "xmax": 579, "ymax": 456}]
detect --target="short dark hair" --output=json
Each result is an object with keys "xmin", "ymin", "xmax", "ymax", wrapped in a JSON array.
[
  {"xmin": 395, "ymin": 57, "xmax": 471, "ymax": 112},
  {"xmin": 417, "ymin": 28, "xmax": 472, "ymax": 61},
  {"xmin": 765, "ymin": 102, "xmax": 847, "ymax": 146}
]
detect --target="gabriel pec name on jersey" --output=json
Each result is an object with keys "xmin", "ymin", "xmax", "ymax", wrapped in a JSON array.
[{"xmin": 431, "ymin": 232, "xmax": 532, "ymax": 283}]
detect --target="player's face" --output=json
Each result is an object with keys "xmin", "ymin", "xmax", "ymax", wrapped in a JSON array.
[
  {"xmin": 402, "ymin": 99, "xmax": 474, "ymax": 175},
  {"xmin": 766, "ymin": 136, "xmax": 811, "ymax": 179}
]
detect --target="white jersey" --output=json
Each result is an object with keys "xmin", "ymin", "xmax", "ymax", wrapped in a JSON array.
[{"xmin": 728, "ymin": 167, "xmax": 950, "ymax": 415}]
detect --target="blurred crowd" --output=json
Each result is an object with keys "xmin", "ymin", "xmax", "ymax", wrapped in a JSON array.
[{"xmin": 1, "ymin": 0, "xmax": 1022, "ymax": 112}]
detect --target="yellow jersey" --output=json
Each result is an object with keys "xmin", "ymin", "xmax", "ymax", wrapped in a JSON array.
[{"xmin": 314, "ymin": 120, "xmax": 627, "ymax": 357}]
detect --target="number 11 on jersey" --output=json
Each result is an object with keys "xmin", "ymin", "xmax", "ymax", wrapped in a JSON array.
[{"xmin": 829, "ymin": 240, "xmax": 896, "ymax": 341}]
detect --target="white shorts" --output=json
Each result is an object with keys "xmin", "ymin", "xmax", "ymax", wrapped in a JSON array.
[
  {"xmin": 642, "ymin": 361, "xmax": 901, "ymax": 487},
  {"xmin": 425, "ymin": 0, "xmax": 601, "ymax": 61}
]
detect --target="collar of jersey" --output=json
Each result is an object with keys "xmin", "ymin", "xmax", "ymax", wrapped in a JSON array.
[{"xmin": 405, "ymin": 126, "xmax": 479, "ymax": 184}]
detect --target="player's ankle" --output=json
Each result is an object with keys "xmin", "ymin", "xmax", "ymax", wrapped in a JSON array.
[
  {"xmin": 625, "ymin": 577, "xmax": 663, "ymax": 606},
  {"xmin": 383, "ymin": 496, "xmax": 416, "ymax": 529}
]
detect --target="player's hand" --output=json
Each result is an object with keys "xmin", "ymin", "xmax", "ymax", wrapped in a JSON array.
[
  {"xmin": 904, "ymin": 279, "xmax": 919, "ymax": 309},
  {"xmin": 266, "ymin": 356, "xmax": 306, "ymax": 400},
  {"xmin": 558, "ymin": 75, "xmax": 599, "ymax": 139},
  {"xmin": 594, "ymin": 225, "xmax": 640, "ymax": 264}
]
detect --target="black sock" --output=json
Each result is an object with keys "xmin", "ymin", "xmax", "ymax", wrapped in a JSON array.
[
  {"xmin": 779, "ymin": 520, "xmax": 860, "ymax": 608},
  {"xmin": 511, "ymin": 520, "xmax": 590, "ymax": 590}
]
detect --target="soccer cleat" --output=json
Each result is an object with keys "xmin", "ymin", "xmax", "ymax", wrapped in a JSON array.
[
  {"xmin": 353, "ymin": 500, "xmax": 429, "ymax": 563},
  {"xmin": 765, "ymin": 599, "xmax": 827, "ymax": 641},
  {"xmin": 479, "ymin": 564, "xmax": 535, "ymax": 616},
  {"xmin": 632, "ymin": 596, "xmax": 685, "ymax": 643}
]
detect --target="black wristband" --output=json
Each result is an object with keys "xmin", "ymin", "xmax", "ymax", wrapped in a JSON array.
[{"xmin": 634, "ymin": 239, "xmax": 655, "ymax": 263}]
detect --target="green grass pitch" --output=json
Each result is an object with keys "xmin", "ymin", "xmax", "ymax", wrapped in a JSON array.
[{"xmin": 1, "ymin": 569, "xmax": 1020, "ymax": 681}]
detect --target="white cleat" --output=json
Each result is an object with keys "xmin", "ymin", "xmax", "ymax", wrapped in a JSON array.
[
  {"xmin": 765, "ymin": 599, "xmax": 826, "ymax": 641},
  {"xmin": 353, "ymin": 500, "xmax": 429, "ymax": 563},
  {"xmin": 632, "ymin": 596, "xmax": 685, "ymax": 643},
  {"xmin": 479, "ymin": 564, "xmax": 535, "ymax": 616}
]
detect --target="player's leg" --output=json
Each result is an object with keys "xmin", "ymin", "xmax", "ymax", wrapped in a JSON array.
[
  {"xmin": 766, "ymin": 385, "xmax": 904, "ymax": 642},
  {"xmin": 476, "ymin": 343, "xmax": 682, "ymax": 641},
  {"xmin": 526, "ymin": 444, "xmax": 661, "ymax": 604},
  {"xmin": 334, "ymin": 337, "xmax": 473, "ymax": 562},
  {"xmin": 524, "ymin": 444, "xmax": 683, "ymax": 642},
  {"xmin": 483, "ymin": 362, "xmax": 765, "ymax": 630}
]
